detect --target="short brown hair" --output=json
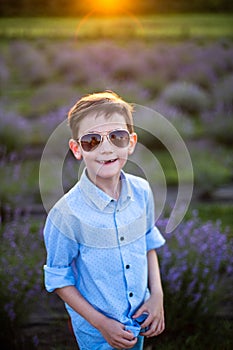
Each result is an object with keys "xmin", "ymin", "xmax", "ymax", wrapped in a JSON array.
[{"xmin": 68, "ymin": 90, "xmax": 134, "ymax": 139}]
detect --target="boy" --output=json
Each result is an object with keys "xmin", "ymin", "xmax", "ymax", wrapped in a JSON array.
[{"xmin": 43, "ymin": 91, "xmax": 165, "ymax": 350}]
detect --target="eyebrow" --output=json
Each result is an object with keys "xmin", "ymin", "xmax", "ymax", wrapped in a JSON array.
[{"xmin": 83, "ymin": 128, "xmax": 123, "ymax": 134}]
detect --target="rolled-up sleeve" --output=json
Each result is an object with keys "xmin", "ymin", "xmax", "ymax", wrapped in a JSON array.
[
  {"xmin": 44, "ymin": 265, "xmax": 76, "ymax": 292},
  {"xmin": 43, "ymin": 209, "xmax": 79, "ymax": 293},
  {"xmin": 146, "ymin": 186, "xmax": 165, "ymax": 251},
  {"xmin": 146, "ymin": 226, "xmax": 165, "ymax": 251}
]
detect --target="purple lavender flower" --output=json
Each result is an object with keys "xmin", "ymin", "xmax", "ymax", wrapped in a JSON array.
[
  {"xmin": 157, "ymin": 216, "xmax": 233, "ymax": 316},
  {"xmin": 0, "ymin": 214, "xmax": 45, "ymax": 326},
  {"xmin": 9, "ymin": 41, "xmax": 52, "ymax": 85}
]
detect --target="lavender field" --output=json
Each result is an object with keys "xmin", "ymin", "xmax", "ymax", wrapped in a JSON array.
[{"xmin": 0, "ymin": 28, "xmax": 233, "ymax": 349}]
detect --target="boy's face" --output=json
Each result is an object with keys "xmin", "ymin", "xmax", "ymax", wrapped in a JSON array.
[{"xmin": 69, "ymin": 112, "xmax": 137, "ymax": 186}]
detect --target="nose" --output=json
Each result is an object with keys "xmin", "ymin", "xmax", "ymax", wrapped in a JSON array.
[{"xmin": 99, "ymin": 135, "xmax": 113, "ymax": 153}]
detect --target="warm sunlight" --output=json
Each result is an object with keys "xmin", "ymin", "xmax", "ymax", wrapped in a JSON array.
[{"xmin": 86, "ymin": 0, "xmax": 130, "ymax": 15}]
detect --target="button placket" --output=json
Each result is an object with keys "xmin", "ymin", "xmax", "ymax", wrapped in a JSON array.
[
  {"xmin": 121, "ymin": 247, "xmax": 136, "ymax": 307},
  {"xmin": 114, "ymin": 209, "xmax": 136, "ymax": 307}
]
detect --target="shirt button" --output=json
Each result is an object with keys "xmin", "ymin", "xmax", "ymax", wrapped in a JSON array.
[
  {"xmin": 126, "ymin": 264, "xmax": 130, "ymax": 269},
  {"xmin": 129, "ymin": 292, "xmax": 133, "ymax": 297},
  {"xmin": 120, "ymin": 236, "xmax": 124, "ymax": 242}
]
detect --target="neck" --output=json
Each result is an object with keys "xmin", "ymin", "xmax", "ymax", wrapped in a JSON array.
[
  {"xmin": 97, "ymin": 176, "xmax": 121, "ymax": 200},
  {"xmin": 87, "ymin": 171, "xmax": 121, "ymax": 200}
]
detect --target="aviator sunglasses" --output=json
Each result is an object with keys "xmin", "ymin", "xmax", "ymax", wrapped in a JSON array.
[{"xmin": 77, "ymin": 129, "xmax": 130, "ymax": 152}]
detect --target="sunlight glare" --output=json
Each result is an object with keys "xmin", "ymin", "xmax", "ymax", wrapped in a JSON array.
[{"xmin": 86, "ymin": 0, "xmax": 130, "ymax": 15}]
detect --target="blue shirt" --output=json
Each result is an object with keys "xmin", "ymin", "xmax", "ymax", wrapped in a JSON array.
[{"xmin": 43, "ymin": 170, "xmax": 165, "ymax": 349}]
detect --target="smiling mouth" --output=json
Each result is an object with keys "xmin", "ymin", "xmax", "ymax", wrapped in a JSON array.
[{"xmin": 98, "ymin": 158, "xmax": 118, "ymax": 165}]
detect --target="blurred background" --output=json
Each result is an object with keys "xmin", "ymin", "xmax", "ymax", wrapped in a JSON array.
[{"xmin": 0, "ymin": 1, "xmax": 233, "ymax": 349}]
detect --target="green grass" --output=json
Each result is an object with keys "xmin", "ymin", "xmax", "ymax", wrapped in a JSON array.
[
  {"xmin": 0, "ymin": 160, "xmax": 40, "ymax": 206},
  {"xmin": 0, "ymin": 14, "xmax": 233, "ymax": 40},
  {"xmin": 187, "ymin": 202, "xmax": 233, "ymax": 232},
  {"xmin": 144, "ymin": 317, "xmax": 233, "ymax": 349}
]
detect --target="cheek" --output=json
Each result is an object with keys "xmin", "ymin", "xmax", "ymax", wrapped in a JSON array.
[
  {"xmin": 81, "ymin": 153, "xmax": 94, "ymax": 165},
  {"xmin": 118, "ymin": 149, "xmax": 129, "ymax": 163}
]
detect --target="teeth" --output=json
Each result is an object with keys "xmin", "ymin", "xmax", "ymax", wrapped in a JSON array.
[{"xmin": 99, "ymin": 159, "xmax": 116, "ymax": 164}]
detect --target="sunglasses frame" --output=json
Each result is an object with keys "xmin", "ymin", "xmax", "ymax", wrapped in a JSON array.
[{"xmin": 77, "ymin": 129, "xmax": 131, "ymax": 152}]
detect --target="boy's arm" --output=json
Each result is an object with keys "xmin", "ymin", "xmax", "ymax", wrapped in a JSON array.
[
  {"xmin": 55, "ymin": 286, "xmax": 137, "ymax": 349},
  {"xmin": 55, "ymin": 286, "xmax": 104, "ymax": 328},
  {"xmin": 147, "ymin": 249, "xmax": 164, "ymax": 297},
  {"xmin": 133, "ymin": 249, "xmax": 165, "ymax": 337}
]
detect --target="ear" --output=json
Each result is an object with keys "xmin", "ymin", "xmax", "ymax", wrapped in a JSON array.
[
  {"xmin": 128, "ymin": 132, "xmax": 137, "ymax": 155},
  {"xmin": 69, "ymin": 139, "xmax": 82, "ymax": 160}
]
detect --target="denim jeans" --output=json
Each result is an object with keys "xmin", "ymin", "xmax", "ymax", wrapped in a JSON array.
[{"xmin": 131, "ymin": 335, "xmax": 144, "ymax": 350}]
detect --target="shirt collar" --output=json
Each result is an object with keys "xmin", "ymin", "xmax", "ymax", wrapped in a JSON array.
[{"xmin": 78, "ymin": 168, "xmax": 133, "ymax": 211}]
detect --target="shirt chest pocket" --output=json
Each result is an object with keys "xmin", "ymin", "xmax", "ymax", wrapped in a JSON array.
[
  {"xmin": 77, "ymin": 220, "xmax": 119, "ymax": 248},
  {"xmin": 119, "ymin": 214, "xmax": 147, "ymax": 246},
  {"xmin": 76, "ymin": 211, "xmax": 147, "ymax": 248}
]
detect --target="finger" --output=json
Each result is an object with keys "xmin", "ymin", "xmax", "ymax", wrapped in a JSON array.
[
  {"xmin": 140, "ymin": 320, "xmax": 157, "ymax": 336},
  {"xmin": 141, "ymin": 327, "xmax": 156, "ymax": 337},
  {"xmin": 157, "ymin": 319, "xmax": 165, "ymax": 334},
  {"xmin": 154, "ymin": 317, "xmax": 165, "ymax": 333},
  {"xmin": 140, "ymin": 314, "xmax": 153, "ymax": 328},
  {"xmin": 122, "ymin": 329, "xmax": 136, "ymax": 341},
  {"xmin": 141, "ymin": 320, "xmax": 165, "ymax": 337},
  {"xmin": 132, "ymin": 307, "xmax": 145, "ymax": 319},
  {"xmin": 115, "ymin": 336, "xmax": 137, "ymax": 349}
]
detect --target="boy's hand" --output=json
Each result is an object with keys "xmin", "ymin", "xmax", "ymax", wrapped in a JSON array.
[
  {"xmin": 98, "ymin": 317, "xmax": 137, "ymax": 349},
  {"xmin": 132, "ymin": 293, "xmax": 165, "ymax": 338}
]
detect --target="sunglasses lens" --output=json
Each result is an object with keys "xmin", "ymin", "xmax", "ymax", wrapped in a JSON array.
[
  {"xmin": 109, "ymin": 130, "xmax": 130, "ymax": 148},
  {"xmin": 80, "ymin": 133, "xmax": 101, "ymax": 152},
  {"xmin": 79, "ymin": 130, "xmax": 130, "ymax": 152}
]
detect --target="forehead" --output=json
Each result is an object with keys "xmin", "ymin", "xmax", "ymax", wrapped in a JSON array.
[{"xmin": 78, "ymin": 112, "xmax": 128, "ymax": 134}]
